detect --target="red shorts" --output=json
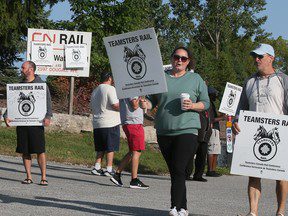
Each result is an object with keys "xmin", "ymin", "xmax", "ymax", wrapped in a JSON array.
[{"xmin": 122, "ymin": 124, "xmax": 145, "ymax": 151}]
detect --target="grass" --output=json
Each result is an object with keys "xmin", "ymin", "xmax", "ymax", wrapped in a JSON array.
[
  {"xmin": 0, "ymin": 127, "xmax": 168, "ymax": 175},
  {"xmin": 0, "ymin": 127, "xmax": 229, "ymax": 175}
]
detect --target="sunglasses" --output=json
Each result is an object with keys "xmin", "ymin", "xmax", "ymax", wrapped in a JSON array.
[
  {"xmin": 173, "ymin": 55, "xmax": 189, "ymax": 62},
  {"xmin": 251, "ymin": 53, "xmax": 264, "ymax": 59}
]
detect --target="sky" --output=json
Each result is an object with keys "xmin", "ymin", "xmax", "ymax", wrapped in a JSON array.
[{"xmin": 49, "ymin": 0, "xmax": 288, "ymax": 40}]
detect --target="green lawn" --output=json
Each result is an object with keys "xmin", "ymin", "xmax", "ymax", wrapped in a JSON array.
[
  {"xmin": 0, "ymin": 127, "xmax": 229, "ymax": 175},
  {"xmin": 0, "ymin": 127, "xmax": 168, "ymax": 175}
]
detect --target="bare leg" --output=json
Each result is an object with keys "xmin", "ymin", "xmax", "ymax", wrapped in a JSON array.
[
  {"xmin": 96, "ymin": 151, "xmax": 104, "ymax": 164},
  {"xmin": 248, "ymin": 177, "xmax": 261, "ymax": 216},
  {"xmin": 207, "ymin": 154, "xmax": 213, "ymax": 171},
  {"xmin": 116, "ymin": 151, "xmax": 132, "ymax": 173},
  {"xmin": 276, "ymin": 180, "xmax": 288, "ymax": 215},
  {"xmin": 37, "ymin": 153, "xmax": 47, "ymax": 181},
  {"xmin": 106, "ymin": 151, "xmax": 114, "ymax": 167},
  {"xmin": 131, "ymin": 151, "xmax": 141, "ymax": 179},
  {"xmin": 22, "ymin": 154, "xmax": 32, "ymax": 180},
  {"xmin": 212, "ymin": 154, "xmax": 218, "ymax": 171}
]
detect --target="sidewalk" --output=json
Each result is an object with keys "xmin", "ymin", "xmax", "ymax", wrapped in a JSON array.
[{"xmin": 0, "ymin": 155, "xmax": 285, "ymax": 216}]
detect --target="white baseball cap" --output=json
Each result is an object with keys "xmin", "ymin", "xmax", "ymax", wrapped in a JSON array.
[{"xmin": 250, "ymin": 43, "xmax": 275, "ymax": 57}]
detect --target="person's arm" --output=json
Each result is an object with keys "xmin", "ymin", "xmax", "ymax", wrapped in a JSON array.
[
  {"xmin": 232, "ymin": 79, "xmax": 249, "ymax": 134},
  {"xmin": 111, "ymin": 103, "xmax": 120, "ymax": 111},
  {"xmin": 130, "ymin": 97, "xmax": 140, "ymax": 110},
  {"xmin": 3, "ymin": 109, "xmax": 11, "ymax": 127},
  {"xmin": 182, "ymin": 100, "xmax": 205, "ymax": 112},
  {"xmin": 139, "ymin": 97, "xmax": 153, "ymax": 110},
  {"xmin": 232, "ymin": 122, "xmax": 241, "ymax": 134},
  {"xmin": 183, "ymin": 75, "xmax": 210, "ymax": 112},
  {"xmin": 108, "ymin": 86, "xmax": 120, "ymax": 111},
  {"xmin": 213, "ymin": 113, "xmax": 226, "ymax": 123},
  {"xmin": 44, "ymin": 83, "xmax": 52, "ymax": 126}
]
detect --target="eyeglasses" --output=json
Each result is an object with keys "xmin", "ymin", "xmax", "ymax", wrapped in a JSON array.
[
  {"xmin": 173, "ymin": 54, "xmax": 189, "ymax": 62},
  {"xmin": 251, "ymin": 53, "xmax": 264, "ymax": 59}
]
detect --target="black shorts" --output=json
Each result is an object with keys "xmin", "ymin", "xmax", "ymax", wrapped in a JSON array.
[
  {"xmin": 93, "ymin": 125, "xmax": 120, "ymax": 152},
  {"xmin": 16, "ymin": 126, "xmax": 45, "ymax": 154}
]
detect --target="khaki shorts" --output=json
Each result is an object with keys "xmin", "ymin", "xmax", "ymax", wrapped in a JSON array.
[{"xmin": 208, "ymin": 129, "xmax": 221, "ymax": 155}]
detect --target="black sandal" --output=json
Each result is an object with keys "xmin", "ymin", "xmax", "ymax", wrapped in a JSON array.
[
  {"xmin": 39, "ymin": 179, "xmax": 48, "ymax": 186},
  {"xmin": 22, "ymin": 179, "xmax": 33, "ymax": 184}
]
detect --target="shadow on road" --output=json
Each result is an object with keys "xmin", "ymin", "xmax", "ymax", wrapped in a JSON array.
[{"xmin": 0, "ymin": 194, "xmax": 168, "ymax": 216}]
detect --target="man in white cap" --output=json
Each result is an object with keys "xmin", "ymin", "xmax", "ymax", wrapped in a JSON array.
[{"xmin": 233, "ymin": 43, "xmax": 288, "ymax": 216}]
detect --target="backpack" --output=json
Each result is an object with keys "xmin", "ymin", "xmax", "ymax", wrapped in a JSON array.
[{"xmin": 197, "ymin": 110, "xmax": 212, "ymax": 143}]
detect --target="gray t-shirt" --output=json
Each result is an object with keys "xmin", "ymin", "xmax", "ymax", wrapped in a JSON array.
[
  {"xmin": 120, "ymin": 97, "xmax": 143, "ymax": 125},
  {"xmin": 238, "ymin": 71, "xmax": 288, "ymax": 115}
]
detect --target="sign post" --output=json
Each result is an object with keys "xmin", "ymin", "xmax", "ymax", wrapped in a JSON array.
[{"xmin": 219, "ymin": 82, "xmax": 243, "ymax": 153}]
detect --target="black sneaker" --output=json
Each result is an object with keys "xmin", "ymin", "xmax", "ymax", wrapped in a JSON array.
[
  {"xmin": 192, "ymin": 176, "xmax": 208, "ymax": 182},
  {"xmin": 129, "ymin": 178, "xmax": 149, "ymax": 189},
  {"xmin": 91, "ymin": 168, "xmax": 105, "ymax": 176},
  {"xmin": 110, "ymin": 173, "xmax": 123, "ymax": 187},
  {"xmin": 206, "ymin": 171, "xmax": 222, "ymax": 177}
]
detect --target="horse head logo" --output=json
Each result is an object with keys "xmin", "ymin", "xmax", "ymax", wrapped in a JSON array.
[
  {"xmin": 227, "ymin": 90, "xmax": 236, "ymax": 108},
  {"xmin": 268, "ymin": 127, "xmax": 280, "ymax": 144},
  {"xmin": 253, "ymin": 125, "xmax": 268, "ymax": 141}
]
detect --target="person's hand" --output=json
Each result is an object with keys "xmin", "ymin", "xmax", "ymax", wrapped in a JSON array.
[
  {"xmin": 4, "ymin": 118, "xmax": 11, "ymax": 127},
  {"xmin": 182, "ymin": 99, "xmax": 194, "ymax": 111},
  {"xmin": 139, "ymin": 98, "xmax": 152, "ymax": 110},
  {"xmin": 43, "ymin": 118, "xmax": 51, "ymax": 127},
  {"xmin": 232, "ymin": 122, "xmax": 240, "ymax": 135}
]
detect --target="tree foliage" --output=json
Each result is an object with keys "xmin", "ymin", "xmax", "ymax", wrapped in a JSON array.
[
  {"xmin": 0, "ymin": 0, "xmax": 63, "ymax": 86},
  {"xmin": 57, "ymin": 0, "xmax": 169, "ymax": 77},
  {"xmin": 166, "ymin": 0, "xmax": 277, "ymax": 93},
  {"xmin": 2, "ymin": 0, "xmax": 288, "ymax": 109}
]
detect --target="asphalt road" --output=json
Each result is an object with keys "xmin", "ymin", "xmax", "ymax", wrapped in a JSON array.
[{"xmin": 0, "ymin": 155, "xmax": 286, "ymax": 216}]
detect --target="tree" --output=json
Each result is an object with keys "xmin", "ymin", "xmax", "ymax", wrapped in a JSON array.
[
  {"xmin": 56, "ymin": 0, "xmax": 169, "ymax": 77},
  {"xmin": 0, "ymin": 0, "xmax": 63, "ymax": 86},
  {"xmin": 167, "ymin": 0, "xmax": 270, "ymax": 93}
]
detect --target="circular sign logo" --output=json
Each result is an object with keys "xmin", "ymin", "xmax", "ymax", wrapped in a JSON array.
[
  {"xmin": 72, "ymin": 50, "xmax": 81, "ymax": 62},
  {"xmin": 227, "ymin": 96, "xmax": 234, "ymax": 108},
  {"xmin": 38, "ymin": 48, "xmax": 47, "ymax": 59},
  {"xmin": 18, "ymin": 100, "xmax": 34, "ymax": 116},
  {"xmin": 127, "ymin": 56, "xmax": 146, "ymax": 80},
  {"xmin": 253, "ymin": 137, "xmax": 277, "ymax": 161}
]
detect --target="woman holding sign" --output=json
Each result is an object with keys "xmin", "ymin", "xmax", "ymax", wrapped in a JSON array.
[{"xmin": 145, "ymin": 46, "xmax": 209, "ymax": 216}]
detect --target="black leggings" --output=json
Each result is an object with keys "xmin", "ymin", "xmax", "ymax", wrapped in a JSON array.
[{"xmin": 157, "ymin": 134, "xmax": 198, "ymax": 210}]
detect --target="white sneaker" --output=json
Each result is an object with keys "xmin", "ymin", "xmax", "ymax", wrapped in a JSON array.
[
  {"xmin": 168, "ymin": 207, "xmax": 178, "ymax": 216},
  {"xmin": 91, "ymin": 168, "xmax": 104, "ymax": 176},
  {"xmin": 178, "ymin": 208, "xmax": 189, "ymax": 216},
  {"xmin": 103, "ymin": 169, "xmax": 115, "ymax": 177}
]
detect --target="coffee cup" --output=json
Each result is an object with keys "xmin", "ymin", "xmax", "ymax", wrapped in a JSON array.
[{"xmin": 180, "ymin": 93, "xmax": 190, "ymax": 110}]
